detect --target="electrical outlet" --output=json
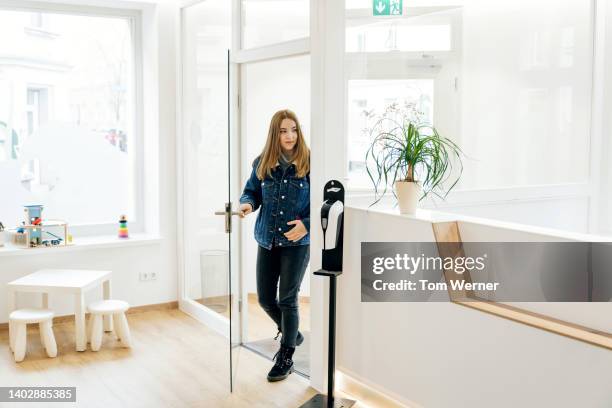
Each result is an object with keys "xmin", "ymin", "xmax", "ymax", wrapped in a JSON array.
[{"xmin": 139, "ymin": 271, "xmax": 156, "ymax": 281}]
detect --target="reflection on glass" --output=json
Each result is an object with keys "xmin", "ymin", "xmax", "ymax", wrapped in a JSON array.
[{"xmin": 194, "ymin": 251, "xmax": 230, "ymax": 315}]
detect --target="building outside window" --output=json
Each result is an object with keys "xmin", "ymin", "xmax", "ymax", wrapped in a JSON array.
[{"xmin": 0, "ymin": 8, "xmax": 137, "ymax": 231}]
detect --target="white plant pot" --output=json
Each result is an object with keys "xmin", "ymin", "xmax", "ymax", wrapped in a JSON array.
[{"xmin": 395, "ymin": 181, "xmax": 422, "ymax": 214}]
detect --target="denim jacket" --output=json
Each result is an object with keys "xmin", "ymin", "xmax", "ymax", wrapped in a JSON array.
[{"xmin": 240, "ymin": 156, "xmax": 310, "ymax": 250}]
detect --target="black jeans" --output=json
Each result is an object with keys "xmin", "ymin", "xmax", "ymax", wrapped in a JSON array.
[{"xmin": 256, "ymin": 244, "xmax": 309, "ymax": 347}]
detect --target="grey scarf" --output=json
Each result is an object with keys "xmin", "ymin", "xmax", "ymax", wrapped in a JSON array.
[{"xmin": 279, "ymin": 152, "xmax": 293, "ymax": 171}]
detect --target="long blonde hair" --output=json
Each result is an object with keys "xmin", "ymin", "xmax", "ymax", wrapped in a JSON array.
[{"xmin": 256, "ymin": 109, "xmax": 310, "ymax": 180}]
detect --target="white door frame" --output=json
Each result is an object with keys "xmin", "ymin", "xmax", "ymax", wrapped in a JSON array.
[
  {"xmin": 176, "ymin": 0, "xmax": 329, "ymax": 391},
  {"xmin": 308, "ymin": 0, "xmax": 347, "ymax": 393}
]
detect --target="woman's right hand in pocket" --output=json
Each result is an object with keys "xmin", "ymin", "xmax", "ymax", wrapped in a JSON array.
[{"xmin": 239, "ymin": 203, "xmax": 253, "ymax": 218}]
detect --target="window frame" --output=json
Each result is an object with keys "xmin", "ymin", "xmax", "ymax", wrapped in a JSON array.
[{"xmin": 0, "ymin": 0, "xmax": 145, "ymax": 237}]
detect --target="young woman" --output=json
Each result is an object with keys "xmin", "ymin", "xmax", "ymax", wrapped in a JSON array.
[{"xmin": 239, "ymin": 109, "xmax": 310, "ymax": 382}]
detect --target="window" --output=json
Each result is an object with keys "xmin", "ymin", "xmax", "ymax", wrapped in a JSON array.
[
  {"xmin": 347, "ymin": 79, "xmax": 434, "ymax": 188},
  {"xmin": 26, "ymin": 88, "xmax": 48, "ymax": 137},
  {"xmin": 0, "ymin": 9, "xmax": 136, "ymax": 232},
  {"xmin": 344, "ymin": 3, "xmax": 454, "ymax": 190},
  {"xmin": 346, "ymin": 23, "xmax": 452, "ymax": 53},
  {"xmin": 345, "ymin": 1, "xmax": 593, "ymax": 192},
  {"xmin": 241, "ymin": 0, "xmax": 309, "ymax": 49}
]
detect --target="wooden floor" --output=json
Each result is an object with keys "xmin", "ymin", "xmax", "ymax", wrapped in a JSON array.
[
  {"xmin": 197, "ymin": 294, "xmax": 311, "ymax": 343},
  {"xmin": 245, "ymin": 294, "xmax": 310, "ymax": 343},
  {"xmin": 0, "ymin": 308, "xmax": 321, "ymax": 407}
]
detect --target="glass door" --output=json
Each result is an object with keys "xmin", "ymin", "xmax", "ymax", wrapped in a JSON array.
[
  {"xmin": 180, "ymin": 0, "xmax": 241, "ymax": 392},
  {"xmin": 240, "ymin": 54, "xmax": 311, "ymax": 376}
]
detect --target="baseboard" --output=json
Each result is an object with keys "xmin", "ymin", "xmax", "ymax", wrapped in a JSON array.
[
  {"xmin": 336, "ymin": 367, "xmax": 422, "ymax": 408},
  {"xmin": 195, "ymin": 295, "xmax": 228, "ymax": 304},
  {"xmin": 0, "ymin": 300, "xmax": 178, "ymax": 330}
]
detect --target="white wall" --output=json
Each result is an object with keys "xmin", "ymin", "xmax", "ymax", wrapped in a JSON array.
[
  {"xmin": 0, "ymin": 0, "xmax": 179, "ymax": 323},
  {"xmin": 597, "ymin": 0, "xmax": 612, "ymax": 235},
  {"xmin": 337, "ymin": 206, "xmax": 612, "ymax": 407},
  {"xmin": 0, "ymin": 243, "xmax": 176, "ymax": 323}
]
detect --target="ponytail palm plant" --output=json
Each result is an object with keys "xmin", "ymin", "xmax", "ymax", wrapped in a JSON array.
[{"xmin": 365, "ymin": 102, "xmax": 464, "ymax": 212}]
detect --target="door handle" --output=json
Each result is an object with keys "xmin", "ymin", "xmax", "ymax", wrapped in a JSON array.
[
  {"xmin": 214, "ymin": 211, "xmax": 241, "ymax": 216},
  {"xmin": 214, "ymin": 202, "xmax": 241, "ymax": 233}
]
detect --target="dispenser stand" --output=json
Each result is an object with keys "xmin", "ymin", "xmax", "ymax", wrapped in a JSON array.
[
  {"xmin": 300, "ymin": 180, "xmax": 354, "ymax": 408},
  {"xmin": 299, "ymin": 270, "xmax": 355, "ymax": 408}
]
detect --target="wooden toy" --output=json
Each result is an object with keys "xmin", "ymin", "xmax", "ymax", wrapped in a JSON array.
[
  {"xmin": 118, "ymin": 215, "xmax": 129, "ymax": 239},
  {"xmin": 8, "ymin": 205, "xmax": 69, "ymax": 249}
]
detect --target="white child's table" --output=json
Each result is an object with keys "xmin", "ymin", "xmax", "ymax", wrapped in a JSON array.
[{"xmin": 7, "ymin": 269, "xmax": 113, "ymax": 352}]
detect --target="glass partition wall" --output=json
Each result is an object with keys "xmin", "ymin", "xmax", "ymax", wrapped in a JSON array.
[
  {"xmin": 344, "ymin": 0, "xmax": 597, "ymax": 235},
  {"xmin": 181, "ymin": 0, "xmax": 241, "ymax": 391}
]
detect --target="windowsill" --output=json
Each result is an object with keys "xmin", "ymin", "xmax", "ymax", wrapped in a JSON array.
[{"xmin": 0, "ymin": 233, "xmax": 162, "ymax": 258}]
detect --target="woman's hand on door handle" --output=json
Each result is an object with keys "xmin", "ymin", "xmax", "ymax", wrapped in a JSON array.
[{"xmin": 239, "ymin": 203, "xmax": 253, "ymax": 218}]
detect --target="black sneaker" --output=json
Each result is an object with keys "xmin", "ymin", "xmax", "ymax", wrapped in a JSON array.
[
  {"xmin": 267, "ymin": 345, "xmax": 295, "ymax": 382},
  {"xmin": 274, "ymin": 329, "xmax": 305, "ymax": 346}
]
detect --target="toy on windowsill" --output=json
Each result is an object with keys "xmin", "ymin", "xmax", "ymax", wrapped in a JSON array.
[
  {"xmin": 118, "ymin": 215, "xmax": 129, "ymax": 239},
  {"xmin": 9, "ymin": 205, "xmax": 69, "ymax": 249},
  {"xmin": 41, "ymin": 231, "xmax": 63, "ymax": 246}
]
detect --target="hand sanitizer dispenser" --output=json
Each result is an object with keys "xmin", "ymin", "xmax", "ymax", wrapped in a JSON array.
[{"xmin": 320, "ymin": 180, "xmax": 344, "ymax": 272}]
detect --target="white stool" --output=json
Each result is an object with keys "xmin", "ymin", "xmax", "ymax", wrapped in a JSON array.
[
  {"xmin": 87, "ymin": 300, "xmax": 131, "ymax": 351},
  {"xmin": 9, "ymin": 309, "xmax": 57, "ymax": 362}
]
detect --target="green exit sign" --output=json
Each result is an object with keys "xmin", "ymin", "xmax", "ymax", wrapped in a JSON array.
[{"xmin": 373, "ymin": 0, "xmax": 403, "ymax": 16}]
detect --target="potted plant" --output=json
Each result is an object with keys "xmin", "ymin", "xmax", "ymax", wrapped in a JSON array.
[{"xmin": 365, "ymin": 102, "xmax": 463, "ymax": 214}]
